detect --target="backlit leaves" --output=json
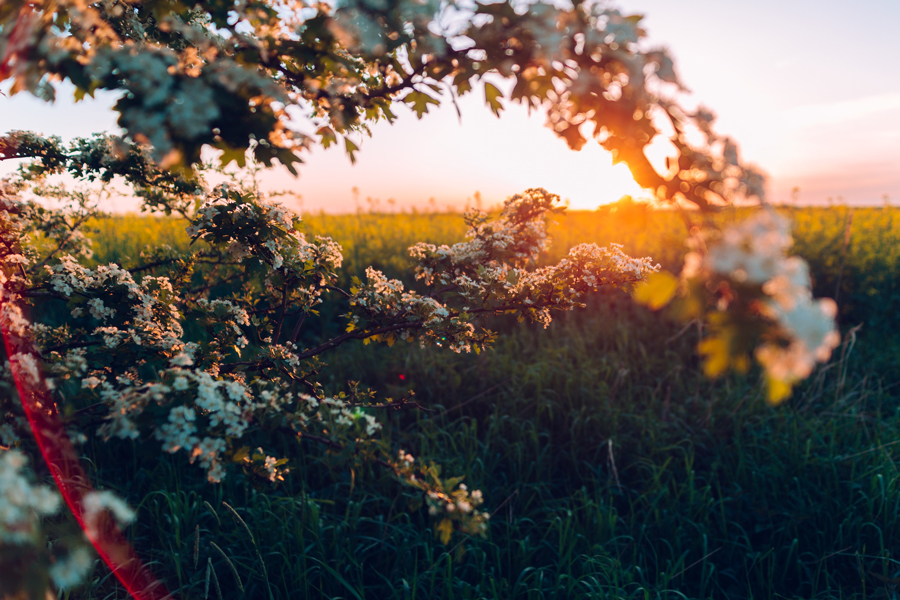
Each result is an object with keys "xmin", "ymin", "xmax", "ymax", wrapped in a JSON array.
[
  {"xmin": 404, "ymin": 91, "xmax": 441, "ymax": 119},
  {"xmin": 633, "ymin": 271, "xmax": 679, "ymax": 310},
  {"xmin": 0, "ymin": 0, "xmax": 764, "ymax": 212},
  {"xmin": 344, "ymin": 138, "xmax": 359, "ymax": 164},
  {"xmin": 484, "ymin": 82, "xmax": 504, "ymax": 118}
]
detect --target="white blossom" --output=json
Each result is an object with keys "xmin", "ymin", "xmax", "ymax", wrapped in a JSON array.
[{"xmin": 49, "ymin": 547, "xmax": 94, "ymax": 590}]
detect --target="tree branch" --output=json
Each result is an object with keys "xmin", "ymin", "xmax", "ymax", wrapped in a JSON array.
[
  {"xmin": 187, "ymin": 271, "xmax": 243, "ymax": 295},
  {"xmin": 281, "ymin": 427, "xmax": 397, "ymax": 471},
  {"xmin": 347, "ymin": 399, "xmax": 437, "ymax": 413},
  {"xmin": 289, "ymin": 312, "xmax": 307, "ymax": 344},
  {"xmin": 27, "ymin": 211, "xmax": 96, "ymax": 275},
  {"xmin": 41, "ymin": 340, "xmax": 103, "ymax": 354},
  {"xmin": 323, "ymin": 285, "xmax": 352, "ymax": 299},
  {"xmin": 21, "ymin": 290, "xmax": 72, "ymax": 302},
  {"xmin": 272, "ymin": 281, "xmax": 289, "ymax": 344},
  {"xmin": 295, "ymin": 322, "xmax": 425, "ymax": 361}
]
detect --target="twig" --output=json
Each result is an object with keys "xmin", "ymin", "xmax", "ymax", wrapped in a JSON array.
[
  {"xmin": 607, "ymin": 439, "xmax": 622, "ymax": 491},
  {"xmin": 28, "ymin": 212, "xmax": 96, "ymax": 274},
  {"xmin": 289, "ymin": 312, "xmax": 306, "ymax": 344},
  {"xmin": 323, "ymin": 285, "xmax": 352, "ymax": 299},
  {"xmin": 441, "ymin": 382, "xmax": 507, "ymax": 415},
  {"xmin": 295, "ymin": 322, "xmax": 425, "ymax": 360},
  {"xmin": 218, "ymin": 359, "xmax": 270, "ymax": 374},
  {"xmin": 272, "ymin": 282, "xmax": 289, "ymax": 343},
  {"xmin": 673, "ymin": 547, "xmax": 722, "ymax": 578},
  {"xmin": 811, "ymin": 546, "xmax": 853, "ymax": 565},
  {"xmin": 665, "ymin": 320, "xmax": 698, "ymax": 344},
  {"xmin": 42, "ymin": 340, "xmax": 103, "ymax": 354},
  {"xmin": 289, "ymin": 428, "xmax": 396, "ymax": 470},
  {"xmin": 837, "ymin": 440, "xmax": 900, "ymax": 461},
  {"xmin": 21, "ymin": 290, "xmax": 71, "ymax": 302},
  {"xmin": 348, "ymin": 398, "xmax": 437, "ymax": 413},
  {"xmin": 69, "ymin": 402, "xmax": 107, "ymax": 417},
  {"xmin": 188, "ymin": 271, "xmax": 243, "ymax": 295}
]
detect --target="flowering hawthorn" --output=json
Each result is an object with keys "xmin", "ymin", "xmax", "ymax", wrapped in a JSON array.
[
  {"xmin": 0, "ymin": 144, "xmax": 658, "ymax": 593},
  {"xmin": 0, "ymin": 0, "xmax": 842, "ymax": 592}
]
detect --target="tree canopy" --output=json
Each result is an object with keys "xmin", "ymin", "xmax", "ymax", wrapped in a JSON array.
[
  {"xmin": 1, "ymin": 0, "xmax": 763, "ymax": 210},
  {"xmin": 0, "ymin": 2, "xmax": 843, "ymax": 595}
]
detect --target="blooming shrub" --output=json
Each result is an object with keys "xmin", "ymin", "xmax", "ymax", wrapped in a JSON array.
[
  {"xmin": 636, "ymin": 208, "xmax": 840, "ymax": 402},
  {"xmin": 0, "ymin": 448, "xmax": 137, "ymax": 594},
  {"xmin": 0, "ymin": 0, "xmax": 841, "ymax": 592},
  {"xmin": 0, "ymin": 150, "xmax": 662, "ymax": 592}
]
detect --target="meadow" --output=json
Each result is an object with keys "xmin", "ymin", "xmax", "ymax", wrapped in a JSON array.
[{"xmin": 70, "ymin": 202, "xmax": 900, "ymax": 600}]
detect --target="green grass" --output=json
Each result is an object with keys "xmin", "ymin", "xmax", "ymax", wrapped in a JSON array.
[{"xmin": 67, "ymin": 205, "xmax": 900, "ymax": 599}]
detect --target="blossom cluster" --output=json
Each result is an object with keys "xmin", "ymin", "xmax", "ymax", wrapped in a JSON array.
[
  {"xmin": 48, "ymin": 256, "xmax": 184, "ymax": 351},
  {"xmin": 391, "ymin": 450, "xmax": 490, "ymax": 543},
  {"xmin": 0, "ymin": 449, "xmax": 129, "ymax": 591},
  {"xmin": 83, "ymin": 355, "xmax": 386, "ymax": 483},
  {"xmin": 187, "ymin": 185, "xmax": 342, "ymax": 277},
  {"xmin": 0, "ymin": 450, "xmax": 60, "ymax": 545},
  {"xmin": 682, "ymin": 209, "xmax": 840, "ymax": 396},
  {"xmin": 350, "ymin": 189, "xmax": 656, "ymax": 350}
]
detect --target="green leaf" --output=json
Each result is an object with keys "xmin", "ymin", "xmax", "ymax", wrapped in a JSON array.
[
  {"xmin": 232, "ymin": 446, "xmax": 250, "ymax": 463},
  {"xmin": 633, "ymin": 271, "xmax": 678, "ymax": 310},
  {"xmin": 453, "ymin": 71, "xmax": 472, "ymax": 96},
  {"xmin": 766, "ymin": 375, "xmax": 793, "ymax": 406},
  {"xmin": 698, "ymin": 336, "xmax": 729, "ymax": 378},
  {"xmin": 345, "ymin": 138, "xmax": 359, "ymax": 164},
  {"xmin": 317, "ymin": 126, "xmax": 337, "ymax": 149},
  {"xmin": 437, "ymin": 518, "xmax": 454, "ymax": 545},
  {"xmin": 484, "ymin": 82, "xmax": 504, "ymax": 117},
  {"xmin": 218, "ymin": 145, "xmax": 247, "ymax": 169},
  {"xmin": 444, "ymin": 476, "xmax": 463, "ymax": 489},
  {"xmin": 404, "ymin": 91, "xmax": 440, "ymax": 119}
]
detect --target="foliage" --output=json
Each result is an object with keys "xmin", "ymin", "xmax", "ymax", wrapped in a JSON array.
[
  {"xmin": 0, "ymin": 0, "xmax": 850, "ymax": 595},
  {"xmin": 59, "ymin": 203, "xmax": 900, "ymax": 353},
  {"xmin": 0, "ymin": 0, "xmax": 841, "ymax": 394},
  {"xmin": 0, "ymin": 147, "xmax": 660, "ymax": 596},
  {"xmin": 52, "ymin": 228, "xmax": 900, "ymax": 599},
  {"xmin": 0, "ymin": 0, "xmax": 761, "ymax": 213}
]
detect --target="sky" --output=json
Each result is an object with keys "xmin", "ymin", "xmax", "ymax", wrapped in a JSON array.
[{"xmin": 2, "ymin": 0, "xmax": 899, "ymax": 212}]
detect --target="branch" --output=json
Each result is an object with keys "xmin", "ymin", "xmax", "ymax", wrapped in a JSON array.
[
  {"xmin": 27, "ymin": 210, "xmax": 96, "ymax": 275},
  {"xmin": 130, "ymin": 258, "xmax": 178, "ymax": 274},
  {"xmin": 289, "ymin": 312, "xmax": 307, "ymax": 344},
  {"xmin": 232, "ymin": 278, "xmax": 647, "ymax": 365},
  {"xmin": 187, "ymin": 271, "xmax": 243, "ymax": 295},
  {"xmin": 218, "ymin": 359, "xmax": 269, "ymax": 374},
  {"xmin": 347, "ymin": 398, "xmax": 437, "ymax": 413},
  {"xmin": 281, "ymin": 427, "xmax": 397, "ymax": 471},
  {"xmin": 295, "ymin": 322, "xmax": 425, "ymax": 360},
  {"xmin": 0, "ymin": 237, "xmax": 28, "ymax": 280},
  {"xmin": 272, "ymin": 281, "xmax": 289, "ymax": 343},
  {"xmin": 428, "ymin": 284, "xmax": 459, "ymax": 299},
  {"xmin": 21, "ymin": 290, "xmax": 72, "ymax": 302},
  {"xmin": 41, "ymin": 340, "xmax": 103, "ymax": 354},
  {"xmin": 323, "ymin": 285, "xmax": 352, "ymax": 299}
]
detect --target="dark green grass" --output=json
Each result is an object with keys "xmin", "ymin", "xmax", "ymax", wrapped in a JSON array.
[
  {"xmin": 59, "ymin": 206, "xmax": 900, "ymax": 599},
  {"xmin": 71, "ymin": 293, "xmax": 900, "ymax": 600}
]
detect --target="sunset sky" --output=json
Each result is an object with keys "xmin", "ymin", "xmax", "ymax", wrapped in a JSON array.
[{"xmin": 2, "ymin": 0, "xmax": 898, "ymax": 212}]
